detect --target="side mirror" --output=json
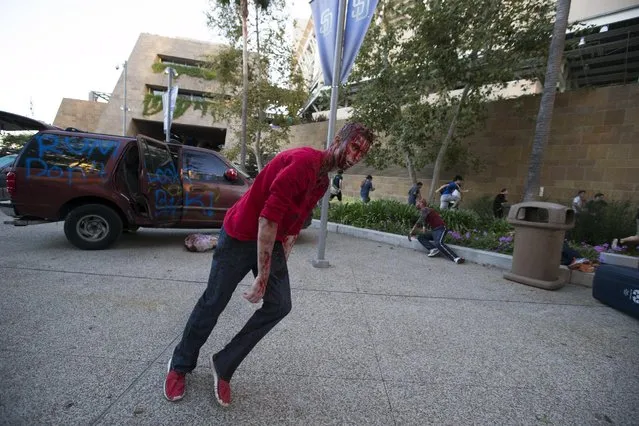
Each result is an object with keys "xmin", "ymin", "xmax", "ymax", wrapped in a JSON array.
[{"xmin": 224, "ymin": 168, "xmax": 238, "ymax": 182}]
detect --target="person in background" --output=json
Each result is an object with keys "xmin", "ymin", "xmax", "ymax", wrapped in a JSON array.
[
  {"xmin": 586, "ymin": 192, "xmax": 607, "ymax": 213},
  {"xmin": 408, "ymin": 181, "xmax": 423, "ymax": 206},
  {"xmin": 493, "ymin": 188, "xmax": 508, "ymax": 218},
  {"xmin": 408, "ymin": 199, "xmax": 465, "ymax": 264},
  {"xmin": 592, "ymin": 192, "xmax": 606, "ymax": 204},
  {"xmin": 436, "ymin": 175, "xmax": 463, "ymax": 209},
  {"xmin": 572, "ymin": 190, "xmax": 586, "ymax": 214},
  {"xmin": 360, "ymin": 175, "xmax": 375, "ymax": 203},
  {"xmin": 329, "ymin": 169, "xmax": 344, "ymax": 202}
]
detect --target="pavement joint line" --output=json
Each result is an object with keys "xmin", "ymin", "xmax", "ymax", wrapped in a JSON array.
[
  {"xmin": 3, "ymin": 343, "xmax": 637, "ymax": 395},
  {"xmin": 2, "ymin": 347, "xmax": 637, "ymax": 401},
  {"xmin": 1, "ymin": 266, "xmax": 604, "ymax": 308},
  {"xmin": 358, "ymin": 298, "xmax": 398, "ymax": 425},
  {"xmin": 89, "ymin": 334, "xmax": 182, "ymax": 426},
  {"xmin": 0, "ymin": 347, "xmax": 167, "ymax": 365},
  {"xmin": 230, "ymin": 368, "xmax": 639, "ymax": 394},
  {"xmin": 0, "ymin": 265, "xmax": 206, "ymax": 285}
]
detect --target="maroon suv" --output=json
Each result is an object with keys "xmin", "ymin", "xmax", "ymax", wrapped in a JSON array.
[{"xmin": 2, "ymin": 128, "xmax": 251, "ymax": 249}]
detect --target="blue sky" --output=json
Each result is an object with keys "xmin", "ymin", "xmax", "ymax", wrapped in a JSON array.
[{"xmin": 0, "ymin": 0, "xmax": 310, "ymax": 124}]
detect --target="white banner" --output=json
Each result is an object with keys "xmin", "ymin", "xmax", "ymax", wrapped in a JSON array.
[{"xmin": 163, "ymin": 85, "xmax": 179, "ymax": 133}]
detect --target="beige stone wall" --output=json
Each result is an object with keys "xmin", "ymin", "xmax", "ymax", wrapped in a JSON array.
[
  {"xmin": 53, "ymin": 99, "xmax": 107, "ymax": 132},
  {"xmin": 284, "ymin": 84, "xmax": 639, "ymax": 204}
]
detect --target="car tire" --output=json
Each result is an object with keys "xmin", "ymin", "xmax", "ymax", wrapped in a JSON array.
[{"xmin": 64, "ymin": 204, "xmax": 123, "ymax": 250}]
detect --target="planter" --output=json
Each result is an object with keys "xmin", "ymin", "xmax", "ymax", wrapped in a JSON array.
[
  {"xmin": 600, "ymin": 252, "xmax": 639, "ymax": 269},
  {"xmin": 309, "ymin": 220, "xmax": 593, "ymax": 287}
]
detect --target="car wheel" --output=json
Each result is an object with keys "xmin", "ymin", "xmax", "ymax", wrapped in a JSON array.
[{"xmin": 64, "ymin": 204, "xmax": 123, "ymax": 250}]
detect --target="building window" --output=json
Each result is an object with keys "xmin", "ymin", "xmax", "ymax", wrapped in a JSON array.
[
  {"xmin": 158, "ymin": 55, "xmax": 206, "ymax": 68},
  {"xmin": 147, "ymin": 85, "xmax": 230, "ymax": 103}
]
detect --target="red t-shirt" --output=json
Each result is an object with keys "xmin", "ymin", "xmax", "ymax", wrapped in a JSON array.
[
  {"xmin": 418, "ymin": 207, "xmax": 446, "ymax": 229},
  {"xmin": 223, "ymin": 147, "xmax": 329, "ymax": 242}
]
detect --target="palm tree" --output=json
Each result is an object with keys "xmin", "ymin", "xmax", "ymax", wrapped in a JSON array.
[
  {"xmin": 219, "ymin": 0, "xmax": 270, "ymax": 169},
  {"xmin": 522, "ymin": 0, "xmax": 571, "ymax": 201}
]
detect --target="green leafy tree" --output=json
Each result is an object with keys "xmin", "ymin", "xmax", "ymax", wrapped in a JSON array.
[
  {"xmin": 522, "ymin": 0, "xmax": 571, "ymax": 201},
  {"xmin": 208, "ymin": 0, "xmax": 307, "ymax": 170},
  {"xmin": 213, "ymin": 0, "xmax": 270, "ymax": 169},
  {"xmin": 351, "ymin": 0, "xmax": 554, "ymax": 202},
  {"xmin": 0, "ymin": 133, "xmax": 33, "ymax": 156}
]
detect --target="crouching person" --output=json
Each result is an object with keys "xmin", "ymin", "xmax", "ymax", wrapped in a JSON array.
[{"xmin": 408, "ymin": 199, "xmax": 465, "ymax": 264}]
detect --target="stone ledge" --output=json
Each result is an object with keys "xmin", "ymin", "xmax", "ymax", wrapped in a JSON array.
[
  {"xmin": 311, "ymin": 220, "xmax": 593, "ymax": 287},
  {"xmin": 600, "ymin": 252, "xmax": 639, "ymax": 269}
]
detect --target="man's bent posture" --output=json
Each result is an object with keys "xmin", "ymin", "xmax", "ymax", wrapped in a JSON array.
[{"xmin": 164, "ymin": 123, "xmax": 374, "ymax": 406}]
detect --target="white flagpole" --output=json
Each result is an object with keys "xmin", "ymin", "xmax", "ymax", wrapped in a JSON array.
[{"xmin": 313, "ymin": 0, "xmax": 348, "ymax": 268}]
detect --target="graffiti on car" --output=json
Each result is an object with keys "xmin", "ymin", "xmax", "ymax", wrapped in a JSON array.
[
  {"xmin": 25, "ymin": 134, "xmax": 120, "ymax": 184},
  {"xmin": 148, "ymin": 162, "xmax": 221, "ymax": 218}
]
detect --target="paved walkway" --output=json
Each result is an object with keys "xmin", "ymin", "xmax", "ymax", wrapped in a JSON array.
[{"xmin": 0, "ymin": 223, "xmax": 637, "ymax": 425}]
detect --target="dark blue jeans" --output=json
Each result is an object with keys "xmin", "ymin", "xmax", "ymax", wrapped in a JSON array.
[
  {"xmin": 561, "ymin": 240, "xmax": 581, "ymax": 265},
  {"xmin": 171, "ymin": 227, "xmax": 291, "ymax": 381},
  {"xmin": 417, "ymin": 227, "xmax": 460, "ymax": 261}
]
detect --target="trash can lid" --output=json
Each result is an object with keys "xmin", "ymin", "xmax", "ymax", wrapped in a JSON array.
[{"xmin": 507, "ymin": 202, "xmax": 575, "ymax": 227}]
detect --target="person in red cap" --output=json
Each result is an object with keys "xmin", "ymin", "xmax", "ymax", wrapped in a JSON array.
[{"xmin": 164, "ymin": 123, "xmax": 375, "ymax": 406}]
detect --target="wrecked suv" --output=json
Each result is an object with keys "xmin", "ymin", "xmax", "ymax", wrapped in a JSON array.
[{"xmin": 2, "ymin": 127, "xmax": 252, "ymax": 250}]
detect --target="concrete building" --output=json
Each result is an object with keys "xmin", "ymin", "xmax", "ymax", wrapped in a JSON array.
[{"xmin": 54, "ymin": 33, "xmax": 235, "ymax": 151}]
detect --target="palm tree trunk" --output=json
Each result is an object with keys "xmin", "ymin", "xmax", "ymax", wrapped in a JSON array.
[
  {"xmin": 427, "ymin": 84, "xmax": 470, "ymax": 204},
  {"xmin": 240, "ymin": 0, "xmax": 249, "ymax": 169},
  {"xmin": 254, "ymin": 2, "xmax": 264, "ymax": 171},
  {"xmin": 522, "ymin": 0, "xmax": 571, "ymax": 202},
  {"xmin": 405, "ymin": 152, "xmax": 416, "ymax": 184}
]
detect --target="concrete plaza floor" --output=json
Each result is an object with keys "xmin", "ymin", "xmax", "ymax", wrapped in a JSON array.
[{"xmin": 0, "ymin": 222, "xmax": 637, "ymax": 425}]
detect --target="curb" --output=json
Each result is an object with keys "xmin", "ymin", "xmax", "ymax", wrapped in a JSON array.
[{"xmin": 310, "ymin": 220, "xmax": 594, "ymax": 288}]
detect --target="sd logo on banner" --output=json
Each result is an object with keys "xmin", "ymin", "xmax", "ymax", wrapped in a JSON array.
[{"xmin": 310, "ymin": 0, "xmax": 379, "ymax": 85}]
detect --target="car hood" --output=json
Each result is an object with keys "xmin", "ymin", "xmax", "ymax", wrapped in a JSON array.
[{"xmin": 0, "ymin": 110, "xmax": 60, "ymax": 131}]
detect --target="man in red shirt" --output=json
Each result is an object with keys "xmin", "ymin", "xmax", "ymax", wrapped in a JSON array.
[
  {"xmin": 408, "ymin": 199, "xmax": 465, "ymax": 264},
  {"xmin": 164, "ymin": 123, "xmax": 374, "ymax": 406}
]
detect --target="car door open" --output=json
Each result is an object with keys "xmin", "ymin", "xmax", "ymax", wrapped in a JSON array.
[{"xmin": 136, "ymin": 135, "xmax": 183, "ymax": 225}]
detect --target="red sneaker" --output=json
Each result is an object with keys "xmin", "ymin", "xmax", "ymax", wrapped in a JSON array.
[
  {"xmin": 164, "ymin": 358, "xmax": 186, "ymax": 402},
  {"xmin": 211, "ymin": 355, "xmax": 231, "ymax": 407}
]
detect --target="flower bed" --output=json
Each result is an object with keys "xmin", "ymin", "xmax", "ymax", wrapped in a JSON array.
[{"xmin": 314, "ymin": 199, "xmax": 639, "ymax": 263}]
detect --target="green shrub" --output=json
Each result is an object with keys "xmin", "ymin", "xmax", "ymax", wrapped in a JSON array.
[
  {"xmin": 438, "ymin": 208, "xmax": 482, "ymax": 232},
  {"xmin": 466, "ymin": 195, "xmax": 494, "ymax": 220},
  {"xmin": 570, "ymin": 201, "xmax": 637, "ymax": 245},
  {"xmin": 487, "ymin": 218, "xmax": 513, "ymax": 235},
  {"xmin": 313, "ymin": 199, "xmax": 419, "ymax": 235},
  {"xmin": 310, "ymin": 198, "xmax": 637, "ymax": 261}
]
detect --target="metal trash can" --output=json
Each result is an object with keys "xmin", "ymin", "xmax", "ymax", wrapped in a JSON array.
[{"xmin": 503, "ymin": 202, "xmax": 575, "ymax": 290}]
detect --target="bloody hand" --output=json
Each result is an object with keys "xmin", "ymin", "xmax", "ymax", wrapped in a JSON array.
[{"xmin": 243, "ymin": 275, "xmax": 267, "ymax": 303}]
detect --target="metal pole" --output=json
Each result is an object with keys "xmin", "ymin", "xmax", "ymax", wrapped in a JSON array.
[
  {"xmin": 166, "ymin": 68, "xmax": 173, "ymax": 143},
  {"xmin": 312, "ymin": 0, "xmax": 348, "ymax": 269},
  {"xmin": 122, "ymin": 60, "xmax": 127, "ymax": 136}
]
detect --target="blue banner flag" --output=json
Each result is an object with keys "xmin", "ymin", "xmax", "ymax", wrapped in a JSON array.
[
  {"xmin": 310, "ymin": 0, "xmax": 340, "ymax": 85},
  {"xmin": 341, "ymin": 0, "xmax": 378, "ymax": 83}
]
